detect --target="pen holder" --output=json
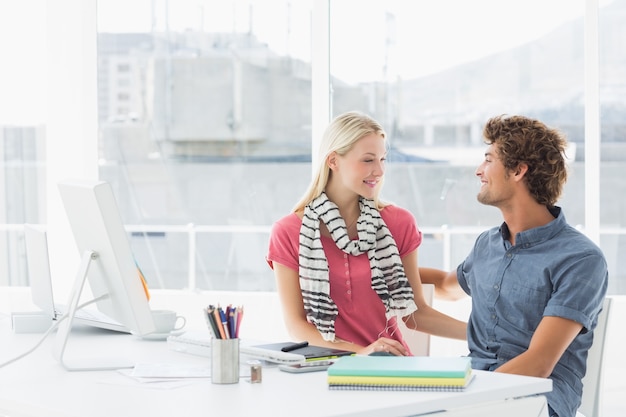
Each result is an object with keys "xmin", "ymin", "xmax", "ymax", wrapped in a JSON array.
[{"xmin": 211, "ymin": 338, "xmax": 240, "ymax": 384}]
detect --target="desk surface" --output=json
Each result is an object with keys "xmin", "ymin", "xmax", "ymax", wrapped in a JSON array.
[{"xmin": 0, "ymin": 317, "xmax": 551, "ymax": 417}]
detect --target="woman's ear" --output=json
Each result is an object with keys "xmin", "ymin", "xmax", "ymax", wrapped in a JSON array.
[{"xmin": 327, "ymin": 152, "xmax": 338, "ymax": 171}]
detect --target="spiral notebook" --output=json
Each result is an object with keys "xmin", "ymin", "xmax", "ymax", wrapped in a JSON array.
[
  {"xmin": 327, "ymin": 355, "xmax": 474, "ymax": 391},
  {"xmin": 327, "ymin": 375, "xmax": 475, "ymax": 391}
]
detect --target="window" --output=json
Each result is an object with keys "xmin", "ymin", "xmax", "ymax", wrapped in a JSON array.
[
  {"xmin": 0, "ymin": 1, "xmax": 46, "ymax": 286},
  {"xmin": 2, "ymin": 0, "xmax": 624, "ymax": 296},
  {"xmin": 328, "ymin": 0, "xmax": 600, "ymax": 272},
  {"xmin": 96, "ymin": 0, "xmax": 315, "ymax": 291},
  {"xmin": 599, "ymin": 0, "xmax": 626, "ymax": 294}
]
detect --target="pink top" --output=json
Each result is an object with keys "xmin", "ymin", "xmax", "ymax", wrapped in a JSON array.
[{"xmin": 266, "ymin": 205, "xmax": 422, "ymax": 353}]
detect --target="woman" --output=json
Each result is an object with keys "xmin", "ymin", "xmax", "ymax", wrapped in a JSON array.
[{"xmin": 266, "ymin": 111, "xmax": 466, "ymax": 356}]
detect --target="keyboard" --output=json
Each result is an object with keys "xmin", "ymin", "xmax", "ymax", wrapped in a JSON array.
[{"xmin": 167, "ymin": 331, "xmax": 306, "ymax": 364}]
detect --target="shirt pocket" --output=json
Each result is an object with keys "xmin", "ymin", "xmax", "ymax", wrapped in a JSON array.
[{"xmin": 499, "ymin": 271, "xmax": 552, "ymax": 329}]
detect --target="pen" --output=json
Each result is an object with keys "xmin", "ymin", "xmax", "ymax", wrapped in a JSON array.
[
  {"xmin": 204, "ymin": 306, "xmax": 220, "ymax": 338},
  {"xmin": 213, "ymin": 307, "xmax": 226, "ymax": 339},
  {"xmin": 281, "ymin": 341, "xmax": 309, "ymax": 352},
  {"xmin": 228, "ymin": 306, "xmax": 236, "ymax": 339},
  {"xmin": 218, "ymin": 306, "xmax": 231, "ymax": 339},
  {"xmin": 235, "ymin": 306, "xmax": 243, "ymax": 338}
]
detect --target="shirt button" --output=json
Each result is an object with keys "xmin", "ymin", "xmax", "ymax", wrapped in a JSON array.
[
  {"xmin": 346, "ymin": 281, "xmax": 350, "ymax": 285},
  {"xmin": 344, "ymin": 254, "xmax": 348, "ymax": 259},
  {"xmin": 347, "ymin": 290, "xmax": 351, "ymax": 295},
  {"xmin": 345, "ymin": 271, "xmax": 349, "ymax": 275},
  {"xmin": 493, "ymin": 284, "xmax": 499, "ymax": 290},
  {"xmin": 344, "ymin": 263, "xmax": 349, "ymax": 267},
  {"xmin": 491, "ymin": 314, "xmax": 496, "ymax": 320},
  {"xmin": 506, "ymin": 253, "xmax": 512, "ymax": 258}
]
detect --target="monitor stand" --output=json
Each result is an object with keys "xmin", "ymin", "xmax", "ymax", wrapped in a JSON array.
[{"xmin": 52, "ymin": 250, "xmax": 134, "ymax": 371}]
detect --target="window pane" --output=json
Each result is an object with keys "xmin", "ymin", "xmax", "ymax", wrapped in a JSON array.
[
  {"xmin": 331, "ymin": 1, "xmax": 625, "ymax": 294},
  {"xmin": 97, "ymin": 0, "xmax": 313, "ymax": 290},
  {"xmin": 0, "ymin": 1, "xmax": 46, "ymax": 286},
  {"xmin": 599, "ymin": 0, "xmax": 626, "ymax": 294}
]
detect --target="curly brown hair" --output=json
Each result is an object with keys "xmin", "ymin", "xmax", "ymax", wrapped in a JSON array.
[{"xmin": 483, "ymin": 115, "xmax": 568, "ymax": 207}]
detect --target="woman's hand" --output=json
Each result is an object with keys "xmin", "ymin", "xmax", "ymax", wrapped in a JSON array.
[{"xmin": 362, "ymin": 337, "xmax": 408, "ymax": 356}]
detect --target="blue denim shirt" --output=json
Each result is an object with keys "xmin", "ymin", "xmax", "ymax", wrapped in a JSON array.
[{"xmin": 457, "ymin": 207, "xmax": 608, "ymax": 417}]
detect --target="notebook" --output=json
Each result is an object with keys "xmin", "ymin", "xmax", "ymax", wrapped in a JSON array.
[
  {"xmin": 327, "ymin": 355, "xmax": 473, "ymax": 391},
  {"xmin": 326, "ymin": 380, "xmax": 474, "ymax": 392},
  {"xmin": 251, "ymin": 342, "xmax": 355, "ymax": 362},
  {"xmin": 24, "ymin": 224, "xmax": 129, "ymax": 333}
]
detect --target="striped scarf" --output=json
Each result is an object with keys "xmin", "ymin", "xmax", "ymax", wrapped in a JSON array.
[{"xmin": 299, "ymin": 192, "xmax": 418, "ymax": 341}]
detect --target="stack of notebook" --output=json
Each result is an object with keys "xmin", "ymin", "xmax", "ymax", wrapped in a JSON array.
[{"xmin": 327, "ymin": 356, "xmax": 474, "ymax": 391}]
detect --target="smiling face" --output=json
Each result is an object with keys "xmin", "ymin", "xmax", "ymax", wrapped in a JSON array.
[
  {"xmin": 329, "ymin": 132, "xmax": 387, "ymax": 200},
  {"xmin": 475, "ymin": 144, "xmax": 515, "ymax": 207}
]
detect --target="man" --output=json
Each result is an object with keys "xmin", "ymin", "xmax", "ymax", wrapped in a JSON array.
[{"xmin": 421, "ymin": 114, "xmax": 608, "ymax": 417}]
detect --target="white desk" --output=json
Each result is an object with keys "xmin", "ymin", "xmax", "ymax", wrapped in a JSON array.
[{"xmin": 0, "ymin": 317, "xmax": 551, "ymax": 417}]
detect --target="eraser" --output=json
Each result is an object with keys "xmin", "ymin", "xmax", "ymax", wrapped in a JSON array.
[{"xmin": 11, "ymin": 311, "xmax": 53, "ymax": 333}]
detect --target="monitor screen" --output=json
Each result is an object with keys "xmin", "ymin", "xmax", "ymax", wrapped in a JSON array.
[{"xmin": 55, "ymin": 179, "xmax": 156, "ymax": 370}]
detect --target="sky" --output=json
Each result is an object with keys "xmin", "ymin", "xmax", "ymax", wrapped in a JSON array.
[
  {"xmin": 0, "ymin": 0, "xmax": 612, "ymax": 125},
  {"xmin": 95, "ymin": 0, "xmax": 593, "ymax": 81}
]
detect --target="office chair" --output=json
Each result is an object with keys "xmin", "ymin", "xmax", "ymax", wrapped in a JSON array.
[{"xmin": 576, "ymin": 297, "xmax": 613, "ymax": 417}]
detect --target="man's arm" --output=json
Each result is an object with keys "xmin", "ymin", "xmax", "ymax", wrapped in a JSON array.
[
  {"xmin": 495, "ymin": 316, "xmax": 583, "ymax": 378},
  {"xmin": 419, "ymin": 267, "xmax": 467, "ymax": 301}
]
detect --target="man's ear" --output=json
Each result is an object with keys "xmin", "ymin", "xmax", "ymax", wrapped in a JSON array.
[{"xmin": 514, "ymin": 163, "xmax": 528, "ymax": 179}]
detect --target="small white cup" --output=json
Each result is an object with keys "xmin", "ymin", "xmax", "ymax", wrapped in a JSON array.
[{"xmin": 151, "ymin": 309, "xmax": 186, "ymax": 333}]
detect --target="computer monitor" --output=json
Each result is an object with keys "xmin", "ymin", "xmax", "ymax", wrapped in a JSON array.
[{"xmin": 55, "ymin": 179, "xmax": 156, "ymax": 371}]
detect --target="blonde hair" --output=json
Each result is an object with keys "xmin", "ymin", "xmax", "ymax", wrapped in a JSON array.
[{"xmin": 293, "ymin": 111, "xmax": 387, "ymax": 212}]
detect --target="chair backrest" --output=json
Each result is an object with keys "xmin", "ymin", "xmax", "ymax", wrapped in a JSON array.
[
  {"xmin": 397, "ymin": 283, "xmax": 434, "ymax": 356},
  {"xmin": 578, "ymin": 297, "xmax": 612, "ymax": 417}
]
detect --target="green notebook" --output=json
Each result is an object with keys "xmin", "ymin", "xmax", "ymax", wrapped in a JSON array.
[{"xmin": 327, "ymin": 356, "xmax": 472, "ymax": 378}]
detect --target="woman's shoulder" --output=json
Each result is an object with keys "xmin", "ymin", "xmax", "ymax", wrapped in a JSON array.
[
  {"xmin": 380, "ymin": 204, "xmax": 421, "ymax": 253},
  {"xmin": 272, "ymin": 212, "xmax": 302, "ymax": 234},
  {"xmin": 380, "ymin": 204, "xmax": 416, "ymax": 224}
]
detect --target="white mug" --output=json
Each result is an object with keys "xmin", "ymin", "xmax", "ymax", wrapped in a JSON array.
[{"xmin": 151, "ymin": 309, "xmax": 186, "ymax": 333}]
